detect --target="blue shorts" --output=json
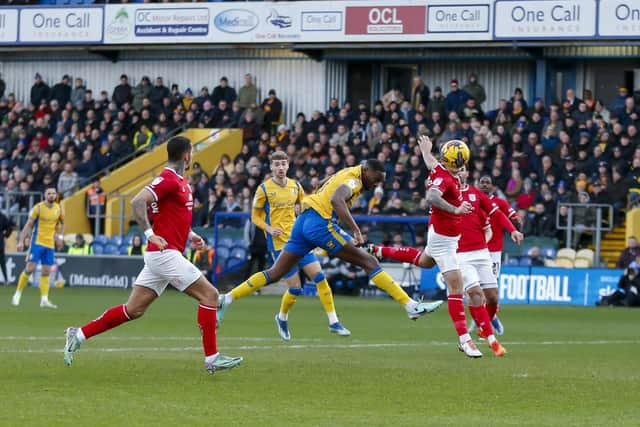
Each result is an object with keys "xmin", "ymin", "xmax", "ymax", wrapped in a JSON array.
[
  {"xmin": 28, "ymin": 243, "xmax": 55, "ymax": 266},
  {"xmin": 284, "ymin": 209, "xmax": 353, "ymax": 257},
  {"xmin": 270, "ymin": 250, "xmax": 318, "ymax": 279}
]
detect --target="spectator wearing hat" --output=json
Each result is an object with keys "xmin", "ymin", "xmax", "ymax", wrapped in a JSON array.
[
  {"xmin": 112, "ymin": 74, "xmax": 132, "ymax": 107},
  {"xmin": 510, "ymin": 87, "xmax": 528, "ymax": 112},
  {"xmin": 462, "ymin": 73, "xmax": 486, "ymax": 106},
  {"xmin": 212, "ymin": 77, "xmax": 237, "ymax": 106},
  {"xmin": 51, "ymin": 75, "xmax": 71, "ymax": 107},
  {"xmin": 132, "ymin": 76, "xmax": 151, "ymax": 112},
  {"xmin": 238, "ymin": 73, "xmax": 258, "ymax": 109},
  {"xmin": 181, "ymin": 88, "xmax": 194, "ymax": 112},
  {"xmin": 445, "ymin": 79, "xmax": 468, "ymax": 114},
  {"xmin": 150, "ymin": 76, "xmax": 170, "ymax": 112},
  {"xmin": 261, "ymin": 89, "xmax": 282, "ymax": 133},
  {"xmin": 30, "ymin": 73, "xmax": 50, "ymax": 106},
  {"xmin": 68, "ymin": 234, "xmax": 93, "ymax": 255}
]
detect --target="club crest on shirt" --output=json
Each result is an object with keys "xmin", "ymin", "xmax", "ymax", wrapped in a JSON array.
[
  {"xmin": 432, "ymin": 177, "xmax": 443, "ymax": 186},
  {"xmin": 326, "ymin": 240, "xmax": 336, "ymax": 249},
  {"xmin": 151, "ymin": 177, "xmax": 163, "ymax": 187},
  {"xmin": 469, "ymin": 194, "xmax": 476, "ymax": 201}
]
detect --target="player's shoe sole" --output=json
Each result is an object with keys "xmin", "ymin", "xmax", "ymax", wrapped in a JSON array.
[
  {"xmin": 274, "ymin": 314, "xmax": 291, "ymax": 341},
  {"xmin": 63, "ymin": 327, "xmax": 82, "ymax": 366},
  {"xmin": 407, "ymin": 300, "xmax": 443, "ymax": 320},
  {"xmin": 328, "ymin": 322, "xmax": 351, "ymax": 336},
  {"xmin": 458, "ymin": 339, "xmax": 483, "ymax": 358},
  {"xmin": 205, "ymin": 354, "xmax": 243, "ymax": 374}
]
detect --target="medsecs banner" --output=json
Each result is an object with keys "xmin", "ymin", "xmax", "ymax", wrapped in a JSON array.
[
  {"xmin": 420, "ymin": 265, "xmax": 622, "ymax": 306},
  {"xmin": 3, "ymin": 253, "xmax": 141, "ymax": 289}
]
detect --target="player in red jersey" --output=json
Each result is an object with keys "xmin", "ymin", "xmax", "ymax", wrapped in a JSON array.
[
  {"xmin": 456, "ymin": 167, "xmax": 523, "ymax": 356},
  {"xmin": 63, "ymin": 136, "xmax": 243, "ymax": 373},
  {"xmin": 474, "ymin": 175, "xmax": 521, "ymax": 335},
  {"xmin": 368, "ymin": 135, "xmax": 487, "ymax": 357}
]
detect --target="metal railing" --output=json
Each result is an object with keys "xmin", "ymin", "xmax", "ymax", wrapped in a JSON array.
[
  {"xmin": 86, "ymin": 192, "xmax": 135, "ymax": 237},
  {"xmin": 555, "ymin": 203, "xmax": 613, "ymax": 266},
  {"xmin": 0, "ymin": 191, "xmax": 44, "ymax": 235}
]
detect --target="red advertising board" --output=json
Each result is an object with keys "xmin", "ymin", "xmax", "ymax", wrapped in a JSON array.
[{"xmin": 345, "ymin": 6, "xmax": 426, "ymax": 35}]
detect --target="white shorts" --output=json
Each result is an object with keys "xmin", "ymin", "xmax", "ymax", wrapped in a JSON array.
[
  {"xmin": 459, "ymin": 249, "xmax": 498, "ymax": 292},
  {"xmin": 135, "ymin": 250, "xmax": 202, "ymax": 295},
  {"xmin": 425, "ymin": 225, "xmax": 460, "ymax": 273},
  {"xmin": 490, "ymin": 251, "xmax": 502, "ymax": 278}
]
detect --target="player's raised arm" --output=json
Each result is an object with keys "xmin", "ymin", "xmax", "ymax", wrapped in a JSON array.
[
  {"xmin": 417, "ymin": 134, "xmax": 438, "ymax": 171},
  {"xmin": 330, "ymin": 184, "xmax": 363, "ymax": 244},
  {"xmin": 130, "ymin": 187, "xmax": 167, "ymax": 250}
]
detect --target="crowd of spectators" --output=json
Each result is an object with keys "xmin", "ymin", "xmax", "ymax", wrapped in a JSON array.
[{"xmin": 0, "ymin": 69, "xmax": 639, "ymax": 251}]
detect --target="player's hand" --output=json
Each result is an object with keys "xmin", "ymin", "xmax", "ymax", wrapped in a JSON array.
[
  {"xmin": 267, "ymin": 226, "xmax": 283, "ymax": 237},
  {"xmin": 16, "ymin": 241, "xmax": 24, "ymax": 251},
  {"xmin": 353, "ymin": 228, "xmax": 365, "ymax": 246},
  {"xmin": 512, "ymin": 216, "xmax": 523, "ymax": 226},
  {"xmin": 454, "ymin": 201, "xmax": 473, "ymax": 215},
  {"xmin": 190, "ymin": 233, "xmax": 205, "ymax": 249},
  {"xmin": 417, "ymin": 134, "xmax": 433, "ymax": 154},
  {"xmin": 148, "ymin": 234, "xmax": 168, "ymax": 250},
  {"xmin": 511, "ymin": 230, "xmax": 524, "ymax": 245}
]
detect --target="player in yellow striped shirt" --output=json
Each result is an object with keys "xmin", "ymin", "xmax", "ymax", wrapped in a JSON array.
[
  {"xmin": 251, "ymin": 151, "xmax": 350, "ymax": 340},
  {"xmin": 218, "ymin": 156, "xmax": 443, "ymax": 328},
  {"xmin": 12, "ymin": 186, "xmax": 64, "ymax": 309}
]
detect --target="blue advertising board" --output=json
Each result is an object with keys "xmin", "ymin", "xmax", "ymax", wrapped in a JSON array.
[{"xmin": 420, "ymin": 265, "xmax": 622, "ymax": 306}]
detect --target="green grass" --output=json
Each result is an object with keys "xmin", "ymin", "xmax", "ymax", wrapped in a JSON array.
[{"xmin": 1, "ymin": 286, "xmax": 639, "ymax": 427}]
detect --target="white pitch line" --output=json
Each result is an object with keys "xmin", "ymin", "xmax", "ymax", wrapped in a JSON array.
[
  {"xmin": 0, "ymin": 336, "xmax": 321, "ymax": 342},
  {"xmin": 0, "ymin": 340, "xmax": 639, "ymax": 354}
]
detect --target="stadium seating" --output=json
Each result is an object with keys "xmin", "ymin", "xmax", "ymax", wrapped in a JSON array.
[
  {"xmin": 92, "ymin": 243, "xmax": 104, "ymax": 255},
  {"xmin": 103, "ymin": 244, "xmax": 119, "ymax": 255},
  {"xmin": 574, "ymin": 259, "xmax": 591, "ymax": 268},
  {"xmin": 108, "ymin": 236, "xmax": 123, "ymax": 247},
  {"xmin": 556, "ymin": 248, "xmax": 577, "ymax": 261},
  {"xmin": 554, "ymin": 258, "xmax": 575, "ymax": 269},
  {"xmin": 575, "ymin": 249, "xmax": 595, "ymax": 267},
  {"xmin": 93, "ymin": 235, "xmax": 109, "ymax": 246},
  {"xmin": 119, "ymin": 245, "xmax": 129, "ymax": 255},
  {"xmin": 519, "ymin": 257, "xmax": 532, "ymax": 266}
]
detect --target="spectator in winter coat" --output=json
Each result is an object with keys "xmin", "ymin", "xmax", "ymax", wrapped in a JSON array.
[
  {"xmin": 212, "ymin": 77, "xmax": 237, "ymax": 106},
  {"xmin": 70, "ymin": 78, "xmax": 86, "ymax": 107},
  {"xmin": 523, "ymin": 202, "xmax": 556, "ymax": 238},
  {"xmin": 611, "ymin": 87, "xmax": 628, "ymax": 114},
  {"xmin": 237, "ymin": 73, "xmax": 258, "ymax": 109},
  {"xmin": 51, "ymin": 75, "xmax": 71, "ymax": 107},
  {"xmin": 617, "ymin": 237, "xmax": 640, "ymax": 269},
  {"xmin": 427, "ymin": 86, "xmax": 446, "ymax": 118},
  {"xmin": 112, "ymin": 74, "xmax": 132, "ymax": 107},
  {"xmin": 445, "ymin": 79, "xmax": 469, "ymax": 114},
  {"xmin": 132, "ymin": 76, "xmax": 152, "ymax": 112},
  {"xmin": 30, "ymin": 73, "xmax": 50, "ymax": 106},
  {"xmin": 411, "ymin": 76, "xmax": 430, "ymax": 111},
  {"xmin": 261, "ymin": 89, "xmax": 282, "ymax": 131},
  {"xmin": 462, "ymin": 73, "xmax": 486, "ymax": 106},
  {"xmin": 57, "ymin": 161, "xmax": 79, "ymax": 198},
  {"xmin": 150, "ymin": 76, "xmax": 170, "ymax": 112},
  {"xmin": 74, "ymin": 149, "xmax": 97, "ymax": 185}
]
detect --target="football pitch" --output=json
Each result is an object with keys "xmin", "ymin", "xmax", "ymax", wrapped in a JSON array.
[{"xmin": 1, "ymin": 286, "xmax": 638, "ymax": 427}]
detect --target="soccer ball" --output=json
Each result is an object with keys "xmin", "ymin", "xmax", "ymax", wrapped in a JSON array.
[{"xmin": 440, "ymin": 139, "xmax": 470, "ymax": 169}]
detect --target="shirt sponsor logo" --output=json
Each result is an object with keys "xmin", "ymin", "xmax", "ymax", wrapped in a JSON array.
[
  {"xmin": 301, "ymin": 11, "xmax": 343, "ymax": 32},
  {"xmin": 214, "ymin": 9, "xmax": 259, "ymax": 34},
  {"xmin": 345, "ymin": 6, "xmax": 426, "ymax": 35}
]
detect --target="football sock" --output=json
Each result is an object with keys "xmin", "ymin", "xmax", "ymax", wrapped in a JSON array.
[
  {"xmin": 197, "ymin": 303, "xmax": 218, "ymax": 357},
  {"xmin": 39, "ymin": 275, "xmax": 50, "ymax": 302},
  {"xmin": 377, "ymin": 246, "xmax": 422, "ymax": 266},
  {"xmin": 469, "ymin": 304, "xmax": 495, "ymax": 338},
  {"xmin": 279, "ymin": 288, "xmax": 301, "ymax": 320},
  {"xmin": 16, "ymin": 271, "xmax": 30, "ymax": 293},
  {"xmin": 369, "ymin": 267, "xmax": 410, "ymax": 305},
  {"xmin": 81, "ymin": 304, "xmax": 132, "ymax": 340},
  {"xmin": 487, "ymin": 302, "xmax": 499, "ymax": 319},
  {"xmin": 315, "ymin": 273, "xmax": 339, "ymax": 323},
  {"xmin": 447, "ymin": 295, "xmax": 468, "ymax": 337},
  {"xmin": 230, "ymin": 271, "xmax": 270, "ymax": 301}
]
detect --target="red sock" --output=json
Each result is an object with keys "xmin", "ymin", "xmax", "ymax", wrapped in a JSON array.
[
  {"xmin": 469, "ymin": 304, "xmax": 494, "ymax": 335},
  {"xmin": 197, "ymin": 303, "xmax": 218, "ymax": 357},
  {"xmin": 378, "ymin": 246, "xmax": 422, "ymax": 265},
  {"xmin": 447, "ymin": 295, "xmax": 468, "ymax": 336},
  {"xmin": 486, "ymin": 302, "xmax": 499, "ymax": 319},
  {"xmin": 81, "ymin": 304, "xmax": 131, "ymax": 339}
]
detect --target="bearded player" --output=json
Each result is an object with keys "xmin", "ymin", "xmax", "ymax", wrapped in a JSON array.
[
  {"xmin": 471, "ymin": 175, "xmax": 521, "ymax": 335},
  {"xmin": 455, "ymin": 167, "xmax": 523, "ymax": 356},
  {"xmin": 217, "ymin": 159, "xmax": 443, "ymax": 327},
  {"xmin": 253, "ymin": 151, "xmax": 350, "ymax": 341},
  {"xmin": 368, "ymin": 136, "xmax": 487, "ymax": 357},
  {"xmin": 63, "ymin": 136, "xmax": 243, "ymax": 373}
]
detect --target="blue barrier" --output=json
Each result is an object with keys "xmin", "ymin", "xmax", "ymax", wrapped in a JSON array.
[{"xmin": 420, "ymin": 265, "xmax": 622, "ymax": 307}]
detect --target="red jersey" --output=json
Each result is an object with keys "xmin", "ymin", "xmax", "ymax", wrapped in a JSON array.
[
  {"xmin": 144, "ymin": 167, "xmax": 193, "ymax": 253},
  {"xmin": 487, "ymin": 195, "xmax": 517, "ymax": 252},
  {"xmin": 458, "ymin": 185, "xmax": 499, "ymax": 252},
  {"xmin": 427, "ymin": 163, "xmax": 462, "ymax": 237}
]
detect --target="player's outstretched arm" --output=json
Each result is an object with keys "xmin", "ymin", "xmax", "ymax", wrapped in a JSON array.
[
  {"xmin": 426, "ymin": 188, "xmax": 472, "ymax": 215},
  {"xmin": 331, "ymin": 184, "xmax": 364, "ymax": 245},
  {"xmin": 417, "ymin": 134, "xmax": 438, "ymax": 171},
  {"xmin": 131, "ymin": 188, "xmax": 167, "ymax": 250}
]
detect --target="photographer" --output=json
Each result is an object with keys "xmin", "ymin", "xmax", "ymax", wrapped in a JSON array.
[{"xmin": 596, "ymin": 267, "xmax": 640, "ymax": 307}]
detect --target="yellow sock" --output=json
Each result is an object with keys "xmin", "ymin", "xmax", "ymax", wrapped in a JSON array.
[
  {"xmin": 231, "ymin": 271, "xmax": 270, "ymax": 300},
  {"xmin": 16, "ymin": 271, "xmax": 30, "ymax": 292},
  {"xmin": 39, "ymin": 275, "xmax": 50, "ymax": 299},
  {"xmin": 279, "ymin": 289, "xmax": 300, "ymax": 315},
  {"xmin": 370, "ymin": 269, "xmax": 410, "ymax": 305},
  {"xmin": 316, "ymin": 279, "xmax": 336, "ymax": 314}
]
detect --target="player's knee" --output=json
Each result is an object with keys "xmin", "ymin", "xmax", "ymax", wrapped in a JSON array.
[
  {"xmin": 362, "ymin": 254, "xmax": 379, "ymax": 273},
  {"xmin": 200, "ymin": 285, "xmax": 219, "ymax": 306},
  {"xmin": 418, "ymin": 254, "xmax": 436, "ymax": 268},
  {"xmin": 467, "ymin": 286, "xmax": 485, "ymax": 306},
  {"xmin": 312, "ymin": 272, "xmax": 325, "ymax": 284},
  {"xmin": 485, "ymin": 290, "xmax": 499, "ymax": 305}
]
